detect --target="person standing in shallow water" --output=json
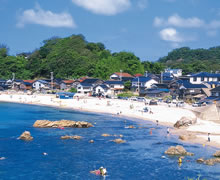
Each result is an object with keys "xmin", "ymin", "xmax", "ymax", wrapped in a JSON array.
[
  {"xmin": 208, "ymin": 133, "xmax": 210, "ymax": 142},
  {"xmin": 167, "ymin": 127, "xmax": 170, "ymax": 135}
]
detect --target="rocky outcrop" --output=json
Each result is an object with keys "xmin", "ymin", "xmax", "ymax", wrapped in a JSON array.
[
  {"xmin": 165, "ymin": 145, "xmax": 194, "ymax": 156},
  {"xmin": 33, "ymin": 120, "xmax": 93, "ymax": 128},
  {"xmin": 179, "ymin": 134, "xmax": 197, "ymax": 141},
  {"xmin": 18, "ymin": 131, "xmax": 33, "ymax": 141},
  {"xmin": 60, "ymin": 135, "xmax": 81, "ymax": 140},
  {"xmin": 111, "ymin": 138, "xmax": 126, "ymax": 144},
  {"xmin": 174, "ymin": 117, "xmax": 197, "ymax": 128},
  {"xmin": 213, "ymin": 150, "xmax": 220, "ymax": 157},
  {"xmin": 196, "ymin": 157, "xmax": 220, "ymax": 166}
]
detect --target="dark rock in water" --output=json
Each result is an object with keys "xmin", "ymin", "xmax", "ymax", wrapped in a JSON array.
[
  {"xmin": 179, "ymin": 134, "xmax": 197, "ymax": 141},
  {"xmin": 213, "ymin": 150, "xmax": 220, "ymax": 157},
  {"xmin": 33, "ymin": 120, "xmax": 93, "ymax": 128},
  {"xmin": 60, "ymin": 135, "xmax": 81, "ymax": 140},
  {"xmin": 18, "ymin": 131, "xmax": 33, "ymax": 141},
  {"xmin": 165, "ymin": 145, "xmax": 194, "ymax": 156},
  {"xmin": 174, "ymin": 117, "xmax": 197, "ymax": 128},
  {"xmin": 111, "ymin": 138, "xmax": 126, "ymax": 144}
]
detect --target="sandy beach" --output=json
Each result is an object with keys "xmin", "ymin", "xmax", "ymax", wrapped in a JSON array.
[{"xmin": 0, "ymin": 91, "xmax": 220, "ymax": 148}]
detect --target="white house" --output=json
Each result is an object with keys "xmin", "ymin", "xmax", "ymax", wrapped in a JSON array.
[
  {"xmin": 190, "ymin": 72, "xmax": 220, "ymax": 84},
  {"xmin": 165, "ymin": 68, "xmax": 182, "ymax": 77},
  {"xmin": 104, "ymin": 81, "xmax": 124, "ymax": 95},
  {"xmin": 32, "ymin": 80, "xmax": 50, "ymax": 90},
  {"xmin": 131, "ymin": 77, "xmax": 158, "ymax": 91},
  {"xmin": 93, "ymin": 84, "xmax": 111, "ymax": 96},
  {"xmin": 110, "ymin": 72, "xmax": 133, "ymax": 81},
  {"xmin": 77, "ymin": 83, "xmax": 93, "ymax": 94}
]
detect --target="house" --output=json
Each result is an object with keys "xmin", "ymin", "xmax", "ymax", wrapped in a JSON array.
[
  {"xmin": 190, "ymin": 72, "xmax": 220, "ymax": 84},
  {"xmin": 210, "ymin": 86, "xmax": 220, "ymax": 98},
  {"xmin": 60, "ymin": 80, "xmax": 75, "ymax": 90},
  {"xmin": 140, "ymin": 88, "xmax": 170, "ymax": 98},
  {"xmin": 93, "ymin": 84, "xmax": 111, "ymax": 96},
  {"xmin": 160, "ymin": 72, "xmax": 175, "ymax": 84},
  {"xmin": 81, "ymin": 78, "xmax": 103, "ymax": 85},
  {"xmin": 134, "ymin": 73, "xmax": 143, "ymax": 77},
  {"xmin": 178, "ymin": 80, "xmax": 208, "ymax": 100},
  {"xmin": 110, "ymin": 72, "xmax": 133, "ymax": 81},
  {"xmin": 131, "ymin": 76, "xmax": 158, "ymax": 92},
  {"xmin": 23, "ymin": 80, "xmax": 34, "ymax": 90},
  {"xmin": 165, "ymin": 68, "xmax": 182, "ymax": 77},
  {"xmin": 104, "ymin": 81, "xmax": 124, "ymax": 95},
  {"xmin": 32, "ymin": 80, "xmax": 50, "ymax": 91},
  {"xmin": 77, "ymin": 83, "xmax": 93, "ymax": 94}
]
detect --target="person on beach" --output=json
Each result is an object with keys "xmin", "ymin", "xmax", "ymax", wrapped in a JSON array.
[
  {"xmin": 208, "ymin": 133, "xmax": 210, "ymax": 142},
  {"xmin": 156, "ymin": 120, "xmax": 159, "ymax": 126}
]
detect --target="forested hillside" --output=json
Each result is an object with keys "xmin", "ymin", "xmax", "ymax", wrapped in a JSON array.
[
  {"xmin": 159, "ymin": 47, "xmax": 220, "ymax": 74},
  {"xmin": 1, "ymin": 35, "xmax": 220, "ymax": 79},
  {"xmin": 0, "ymin": 35, "xmax": 162, "ymax": 79}
]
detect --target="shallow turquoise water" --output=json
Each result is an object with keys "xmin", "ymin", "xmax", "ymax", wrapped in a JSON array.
[{"xmin": 0, "ymin": 102, "xmax": 220, "ymax": 180}]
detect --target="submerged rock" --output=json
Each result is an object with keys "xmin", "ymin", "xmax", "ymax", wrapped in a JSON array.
[
  {"xmin": 60, "ymin": 135, "xmax": 81, "ymax": 140},
  {"xmin": 165, "ymin": 145, "xmax": 194, "ymax": 156},
  {"xmin": 179, "ymin": 134, "xmax": 197, "ymax": 141},
  {"xmin": 33, "ymin": 120, "xmax": 93, "ymax": 128},
  {"xmin": 174, "ymin": 117, "xmax": 197, "ymax": 128},
  {"xmin": 203, "ymin": 158, "xmax": 220, "ymax": 166},
  {"xmin": 196, "ymin": 158, "xmax": 205, "ymax": 163},
  {"xmin": 102, "ymin": 134, "xmax": 111, "ymax": 137},
  {"xmin": 111, "ymin": 138, "xmax": 126, "ymax": 144},
  {"xmin": 18, "ymin": 131, "xmax": 33, "ymax": 141}
]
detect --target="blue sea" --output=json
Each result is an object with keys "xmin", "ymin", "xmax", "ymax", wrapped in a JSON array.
[{"xmin": 0, "ymin": 102, "xmax": 220, "ymax": 180}]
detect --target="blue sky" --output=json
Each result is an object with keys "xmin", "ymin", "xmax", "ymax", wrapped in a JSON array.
[{"xmin": 1, "ymin": 0, "xmax": 220, "ymax": 61}]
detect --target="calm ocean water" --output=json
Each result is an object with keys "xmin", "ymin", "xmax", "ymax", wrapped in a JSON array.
[{"xmin": 0, "ymin": 102, "xmax": 220, "ymax": 180}]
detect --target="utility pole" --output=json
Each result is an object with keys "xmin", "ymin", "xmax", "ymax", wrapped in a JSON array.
[
  {"xmin": 51, "ymin": 72, "xmax": 53, "ymax": 91},
  {"xmin": 161, "ymin": 71, "xmax": 163, "ymax": 84},
  {"xmin": 120, "ymin": 69, "xmax": 122, "ymax": 81},
  {"xmin": 138, "ymin": 76, "xmax": 140, "ymax": 94}
]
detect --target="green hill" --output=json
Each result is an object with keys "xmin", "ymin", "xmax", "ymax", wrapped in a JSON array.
[{"xmin": 159, "ymin": 46, "xmax": 220, "ymax": 74}]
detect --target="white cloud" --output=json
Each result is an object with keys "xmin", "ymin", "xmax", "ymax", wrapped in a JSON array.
[
  {"xmin": 159, "ymin": 28, "xmax": 183, "ymax": 43},
  {"xmin": 154, "ymin": 14, "xmax": 204, "ymax": 28},
  {"xmin": 17, "ymin": 5, "xmax": 75, "ymax": 28},
  {"xmin": 137, "ymin": 0, "xmax": 148, "ymax": 10},
  {"xmin": 71, "ymin": 0, "xmax": 131, "ymax": 15}
]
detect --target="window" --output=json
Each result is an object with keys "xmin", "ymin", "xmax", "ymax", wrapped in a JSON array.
[
  {"xmin": 201, "ymin": 77, "xmax": 204, "ymax": 81},
  {"xmin": 193, "ymin": 77, "xmax": 197, "ymax": 82}
]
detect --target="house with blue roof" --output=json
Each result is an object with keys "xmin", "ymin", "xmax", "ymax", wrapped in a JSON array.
[
  {"xmin": 77, "ymin": 83, "xmax": 94, "ymax": 95},
  {"xmin": 190, "ymin": 72, "xmax": 220, "ymax": 84},
  {"xmin": 93, "ymin": 84, "xmax": 111, "ymax": 96},
  {"xmin": 165, "ymin": 68, "xmax": 182, "ymax": 77},
  {"xmin": 104, "ymin": 80, "xmax": 124, "ymax": 95},
  {"xmin": 131, "ymin": 76, "xmax": 158, "ymax": 92},
  {"xmin": 177, "ymin": 79, "xmax": 208, "ymax": 100}
]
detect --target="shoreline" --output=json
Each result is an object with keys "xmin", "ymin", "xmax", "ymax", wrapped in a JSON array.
[{"xmin": 0, "ymin": 92, "xmax": 220, "ymax": 149}]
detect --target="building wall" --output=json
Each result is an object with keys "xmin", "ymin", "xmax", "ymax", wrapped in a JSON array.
[{"xmin": 33, "ymin": 82, "xmax": 46, "ymax": 90}]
